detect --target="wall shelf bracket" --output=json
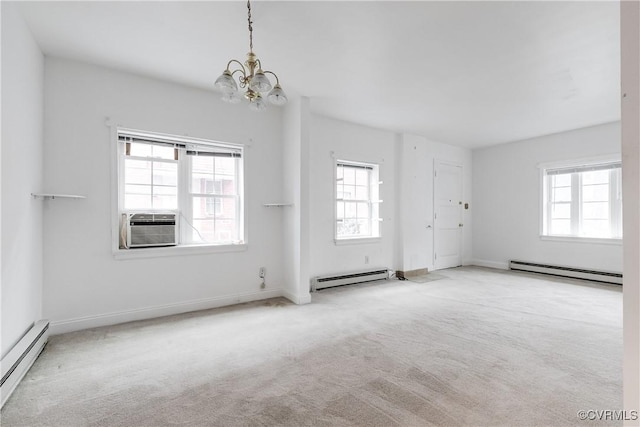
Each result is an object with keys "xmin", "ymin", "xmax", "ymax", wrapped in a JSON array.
[
  {"xmin": 31, "ymin": 193, "xmax": 86, "ymax": 200},
  {"xmin": 263, "ymin": 203, "xmax": 293, "ymax": 208}
]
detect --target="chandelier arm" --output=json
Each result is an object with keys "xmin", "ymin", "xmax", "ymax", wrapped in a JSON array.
[
  {"xmin": 226, "ymin": 59, "xmax": 246, "ymax": 73},
  {"xmin": 226, "ymin": 60, "xmax": 248, "ymax": 85},
  {"xmin": 262, "ymin": 70, "xmax": 280, "ymax": 85}
]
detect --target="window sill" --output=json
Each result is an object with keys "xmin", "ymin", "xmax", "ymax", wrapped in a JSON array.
[
  {"xmin": 540, "ymin": 235, "xmax": 622, "ymax": 246},
  {"xmin": 334, "ymin": 237, "xmax": 381, "ymax": 246},
  {"xmin": 113, "ymin": 243, "xmax": 248, "ymax": 260}
]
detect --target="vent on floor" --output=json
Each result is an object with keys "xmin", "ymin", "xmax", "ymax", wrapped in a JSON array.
[
  {"xmin": 311, "ymin": 268, "xmax": 389, "ymax": 291},
  {"xmin": 1, "ymin": 320, "xmax": 49, "ymax": 408},
  {"xmin": 509, "ymin": 260, "xmax": 622, "ymax": 285}
]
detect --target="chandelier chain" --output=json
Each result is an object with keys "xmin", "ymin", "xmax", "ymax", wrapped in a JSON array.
[{"xmin": 247, "ymin": 0, "xmax": 253, "ymax": 52}]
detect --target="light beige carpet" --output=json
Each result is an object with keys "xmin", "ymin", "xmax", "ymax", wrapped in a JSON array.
[{"xmin": 1, "ymin": 267, "xmax": 622, "ymax": 426}]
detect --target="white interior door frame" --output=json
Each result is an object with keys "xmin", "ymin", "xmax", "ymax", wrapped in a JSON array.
[{"xmin": 433, "ymin": 159, "xmax": 463, "ymax": 270}]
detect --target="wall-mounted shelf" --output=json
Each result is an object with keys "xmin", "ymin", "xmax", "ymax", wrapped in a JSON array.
[
  {"xmin": 263, "ymin": 203, "xmax": 293, "ymax": 208},
  {"xmin": 31, "ymin": 193, "xmax": 86, "ymax": 200}
]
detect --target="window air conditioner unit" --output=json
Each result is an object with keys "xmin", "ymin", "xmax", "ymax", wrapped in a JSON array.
[{"xmin": 127, "ymin": 213, "xmax": 177, "ymax": 248}]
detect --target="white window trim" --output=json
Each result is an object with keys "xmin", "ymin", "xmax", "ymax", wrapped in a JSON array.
[
  {"xmin": 113, "ymin": 243, "xmax": 248, "ymax": 260},
  {"xmin": 334, "ymin": 237, "xmax": 382, "ymax": 246},
  {"xmin": 108, "ymin": 123, "xmax": 248, "ymax": 259},
  {"xmin": 540, "ymin": 235, "xmax": 622, "ymax": 245},
  {"xmin": 333, "ymin": 158, "xmax": 382, "ymax": 243},
  {"xmin": 538, "ymin": 154, "xmax": 622, "ymax": 242}
]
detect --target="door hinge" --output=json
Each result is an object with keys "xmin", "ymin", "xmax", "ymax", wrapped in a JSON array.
[
  {"xmin": 434, "ymin": 170, "xmax": 437, "ymax": 177},
  {"xmin": 434, "ymin": 212, "xmax": 437, "ymax": 219},
  {"xmin": 435, "ymin": 253, "xmax": 437, "ymax": 260}
]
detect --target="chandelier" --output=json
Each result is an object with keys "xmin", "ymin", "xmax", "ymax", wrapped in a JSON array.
[{"xmin": 214, "ymin": 0, "xmax": 287, "ymax": 111}]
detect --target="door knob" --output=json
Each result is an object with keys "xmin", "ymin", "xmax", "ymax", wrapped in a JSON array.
[{"xmin": 459, "ymin": 223, "xmax": 463, "ymax": 227}]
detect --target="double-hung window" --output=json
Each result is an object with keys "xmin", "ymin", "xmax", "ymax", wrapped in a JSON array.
[
  {"xmin": 187, "ymin": 149, "xmax": 242, "ymax": 244},
  {"xmin": 335, "ymin": 160, "xmax": 381, "ymax": 241},
  {"xmin": 542, "ymin": 159, "xmax": 622, "ymax": 240},
  {"xmin": 119, "ymin": 129, "xmax": 244, "ymax": 248}
]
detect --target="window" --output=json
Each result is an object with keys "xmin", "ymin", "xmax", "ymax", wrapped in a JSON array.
[
  {"xmin": 188, "ymin": 154, "xmax": 240, "ymax": 243},
  {"xmin": 335, "ymin": 160, "xmax": 381, "ymax": 240},
  {"xmin": 123, "ymin": 142, "xmax": 178, "ymax": 210},
  {"xmin": 542, "ymin": 160, "xmax": 622, "ymax": 239},
  {"xmin": 119, "ymin": 130, "xmax": 244, "ymax": 247}
]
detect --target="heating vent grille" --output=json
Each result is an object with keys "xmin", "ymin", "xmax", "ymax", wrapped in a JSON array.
[
  {"xmin": 509, "ymin": 260, "xmax": 622, "ymax": 285},
  {"xmin": 1, "ymin": 320, "xmax": 49, "ymax": 408},
  {"xmin": 311, "ymin": 269, "xmax": 389, "ymax": 291}
]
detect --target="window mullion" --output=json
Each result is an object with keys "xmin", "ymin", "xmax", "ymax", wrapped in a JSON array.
[
  {"xmin": 546, "ymin": 175, "xmax": 552, "ymax": 235},
  {"xmin": 179, "ymin": 149, "xmax": 191, "ymax": 244},
  {"xmin": 610, "ymin": 169, "xmax": 622, "ymax": 238},
  {"xmin": 150, "ymin": 160, "xmax": 155, "ymax": 209},
  {"xmin": 367, "ymin": 169, "xmax": 373, "ymax": 236},
  {"xmin": 571, "ymin": 173, "xmax": 580, "ymax": 235}
]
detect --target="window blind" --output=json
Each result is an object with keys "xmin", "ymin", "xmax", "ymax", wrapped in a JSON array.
[
  {"xmin": 118, "ymin": 133, "xmax": 242, "ymax": 157},
  {"xmin": 546, "ymin": 162, "xmax": 621, "ymax": 176},
  {"xmin": 337, "ymin": 162, "xmax": 373, "ymax": 170},
  {"xmin": 185, "ymin": 150, "xmax": 241, "ymax": 158}
]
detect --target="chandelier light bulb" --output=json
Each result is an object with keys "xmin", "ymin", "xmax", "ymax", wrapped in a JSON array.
[{"xmin": 267, "ymin": 84, "xmax": 287, "ymax": 106}]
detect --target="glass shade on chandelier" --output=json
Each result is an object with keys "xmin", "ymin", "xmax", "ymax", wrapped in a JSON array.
[
  {"xmin": 213, "ymin": 0, "xmax": 288, "ymax": 111},
  {"xmin": 267, "ymin": 84, "xmax": 287, "ymax": 106},
  {"xmin": 221, "ymin": 91, "xmax": 242, "ymax": 104},
  {"xmin": 248, "ymin": 94, "xmax": 267, "ymax": 112},
  {"xmin": 214, "ymin": 71, "xmax": 238, "ymax": 94},
  {"xmin": 249, "ymin": 71, "xmax": 272, "ymax": 92}
]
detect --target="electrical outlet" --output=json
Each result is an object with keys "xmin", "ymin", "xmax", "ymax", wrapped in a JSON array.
[
  {"xmin": 259, "ymin": 267, "xmax": 266, "ymax": 278},
  {"xmin": 364, "ymin": 256, "xmax": 369, "ymax": 264}
]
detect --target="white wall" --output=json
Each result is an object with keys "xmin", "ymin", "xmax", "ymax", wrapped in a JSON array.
[
  {"xmin": 308, "ymin": 115, "xmax": 397, "ymax": 277},
  {"xmin": 281, "ymin": 96, "xmax": 311, "ymax": 304},
  {"xmin": 307, "ymin": 116, "xmax": 471, "ymax": 277},
  {"xmin": 1, "ymin": 3, "xmax": 44, "ymax": 358},
  {"xmin": 397, "ymin": 134, "xmax": 473, "ymax": 273},
  {"xmin": 621, "ymin": 0, "xmax": 640, "ymax": 416},
  {"xmin": 472, "ymin": 122, "xmax": 622, "ymax": 272},
  {"xmin": 43, "ymin": 58, "xmax": 286, "ymax": 333}
]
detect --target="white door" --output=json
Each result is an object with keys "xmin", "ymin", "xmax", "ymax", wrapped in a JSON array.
[{"xmin": 434, "ymin": 161, "xmax": 462, "ymax": 270}]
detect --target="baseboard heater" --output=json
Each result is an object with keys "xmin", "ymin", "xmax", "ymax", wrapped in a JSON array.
[
  {"xmin": 1, "ymin": 320, "xmax": 50, "ymax": 408},
  {"xmin": 311, "ymin": 268, "xmax": 389, "ymax": 291},
  {"xmin": 509, "ymin": 260, "xmax": 622, "ymax": 285}
]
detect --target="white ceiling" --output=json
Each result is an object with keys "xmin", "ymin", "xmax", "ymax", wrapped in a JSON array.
[{"xmin": 15, "ymin": 1, "xmax": 620, "ymax": 149}]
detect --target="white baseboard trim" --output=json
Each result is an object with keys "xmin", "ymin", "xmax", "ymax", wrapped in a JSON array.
[
  {"xmin": 469, "ymin": 259, "xmax": 510, "ymax": 270},
  {"xmin": 299, "ymin": 293, "xmax": 312, "ymax": 305},
  {"xmin": 282, "ymin": 290, "xmax": 312, "ymax": 305},
  {"xmin": 50, "ymin": 288, "xmax": 285, "ymax": 335},
  {"xmin": 1, "ymin": 320, "xmax": 49, "ymax": 408}
]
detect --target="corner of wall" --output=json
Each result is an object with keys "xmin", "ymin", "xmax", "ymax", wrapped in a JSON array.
[
  {"xmin": 281, "ymin": 96, "xmax": 312, "ymax": 305},
  {"xmin": 1, "ymin": 3, "xmax": 45, "ymax": 357}
]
